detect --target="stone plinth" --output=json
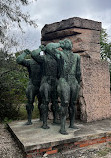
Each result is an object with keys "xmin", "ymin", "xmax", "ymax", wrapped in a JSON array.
[
  {"xmin": 41, "ymin": 17, "xmax": 111, "ymax": 122},
  {"xmin": 80, "ymin": 58, "xmax": 111, "ymax": 122}
]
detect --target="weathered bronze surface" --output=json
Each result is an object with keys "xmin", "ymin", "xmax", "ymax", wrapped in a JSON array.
[
  {"xmin": 44, "ymin": 39, "xmax": 81, "ymax": 134},
  {"xmin": 17, "ymin": 39, "xmax": 81, "ymax": 135},
  {"xmin": 31, "ymin": 44, "xmax": 60, "ymax": 129},
  {"xmin": 16, "ymin": 50, "xmax": 42, "ymax": 125}
]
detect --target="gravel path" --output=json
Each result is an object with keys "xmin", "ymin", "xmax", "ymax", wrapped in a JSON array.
[
  {"xmin": 0, "ymin": 123, "xmax": 111, "ymax": 158},
  {"xmin": 0, "ymin": 124, "xmax": 24, "ymax": 158}
]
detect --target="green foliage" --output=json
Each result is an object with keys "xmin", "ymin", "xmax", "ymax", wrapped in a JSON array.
[
  {"xmin": 97, "ymin": 147, "xmax": 111, "ymax": 157},
  {"xmin": 0, "ymin": 49, "xmax": 28, "ymax": 121},
  {"xmin": 0, "ymin": 0, "xmax": 37, "ymax": 51},
  {"xmin": 100, "ymin": 29, "xmax": 111, "ymax": 90},
  {"xmin": 3, "ymin": 117, "xmax": 12, "ymax": 124},
  {"xmin": 100, "ymin": 29, "xmax": 111, "ymax": 61}
]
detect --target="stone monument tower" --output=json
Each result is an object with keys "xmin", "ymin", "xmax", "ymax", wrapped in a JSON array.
[{"xmin": 41, "ymin": 17, "xmax": 111, "ymax": 122}]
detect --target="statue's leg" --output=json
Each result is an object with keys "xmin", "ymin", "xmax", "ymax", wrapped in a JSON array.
[
  {"xmin": 58, "ymin": 80, "xmax": 70, "ymax": 135},
  {"xmin": 51, "ymin": 88, "xmax": 60, "ymax": 124},
  {"xmin": 69, "ymin": 84, "xmax": 79, "ymax": 129},
  {"xmin": 40, "ymin": 82, "xmax": 51, "ymax": 129},
  {"xmin": 37, "ymin": 93, "xmax": 43, "ymax": 121},
  {"xmin": 25, "ymin": 84, "xmax": 35, "ymax": 125},
  {"xmin": 59, "ymin": 103, "xmax": 68, "ymax": 135}
]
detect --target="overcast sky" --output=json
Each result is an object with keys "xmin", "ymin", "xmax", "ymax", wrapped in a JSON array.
[{"xmin": 13, "ymin": 0, "xmax": 111, "ymax": 52}]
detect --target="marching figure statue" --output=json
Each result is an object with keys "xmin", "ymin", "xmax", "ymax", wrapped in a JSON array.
[
  {"xmin": 48, "ymin": 39, "xmax": 81, "ymax": 134},
  {"xmin": 16, "ymin": 38, "xmax": 81, "ymax": 135},
  {"xmin": 16, "ymin": 50, "xmax": 42, "ymax": 125},
  {"xmin": 31, "ymin": 44, "xmax": 60, "ymax": 129}
]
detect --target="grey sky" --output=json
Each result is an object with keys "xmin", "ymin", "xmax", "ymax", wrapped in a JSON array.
[{"xmin": 14, "ymin": 0, "xmax": 111, "ymax": 52}]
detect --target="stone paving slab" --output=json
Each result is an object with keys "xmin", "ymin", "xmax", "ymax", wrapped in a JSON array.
[{"xmin": 7, "ymin": 119, "xmax": 111, "ymax": 153}]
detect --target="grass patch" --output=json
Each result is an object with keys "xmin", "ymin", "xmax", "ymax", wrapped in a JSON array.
[
  {"xmin": 97, "ymin": 147, "xmax": 111, "ymax": 157},
  {"xmin": 18, "ymin": 102, "xmax": 40, "ymax": 120},
  {"xmin": 3, "ymin": 117, "xmax": 12, "ymax": 124}
]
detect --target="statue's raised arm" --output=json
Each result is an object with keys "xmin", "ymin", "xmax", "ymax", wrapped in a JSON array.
[
  {"xmin": 31, "ymin": 45, "xmax": 45, "ymax": 63},
  {"xmin": 16, "ymin": 49, "xmax": 31, "ymax": 67},
  {"xmin": 45, "ymin": 42, "xmax": 68, "ymax": 62}
]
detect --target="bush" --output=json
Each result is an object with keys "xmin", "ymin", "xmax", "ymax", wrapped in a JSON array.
[{"xmin": 0, "ymin": 50, "xmax": 28, "ymax": 121}]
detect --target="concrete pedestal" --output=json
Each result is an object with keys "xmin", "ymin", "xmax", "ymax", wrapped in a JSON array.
[{"xmin": 8, "ymin": 119, "xmax": 111, "ymax": 157}]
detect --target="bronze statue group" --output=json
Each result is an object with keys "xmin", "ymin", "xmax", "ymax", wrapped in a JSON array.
[{"xmin": 16, "ymin": 39, "xmax": 81, "ymax": 135}]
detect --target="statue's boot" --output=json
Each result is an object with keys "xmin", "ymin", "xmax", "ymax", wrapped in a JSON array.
[
  {"xmin": 39, "ymin": 111, "xmax": 43, "ymax": 121},
  {"xmin": 38, "ymin": 97, "xmax": 43, "ymax": 121},
  {"xmin": 41, "ymin": 103, "xmax": 50, "ymax": 129},
  {"xmin": 69, "ymin": 103, "xmax": 78, "ymax": 129},
  {"xmin": 39, "ymin": 103, "xmax": 43, "ymax": 121},
  {"xmin": 52, "ymin": 102, "xmax": 60, "ymax": 125},
  {"xmin": 25, "ymin": 104, "xmax": 34, "ymax": 125},
  {"xmin": 59, "ymin": 115, "xmax": 68, "ymax": 135},
  {"xmin": 53, "ymin": 112, "xmax": 60, "ymax": 125},
  {"xmin": 59, "ymin": 102, "xmax": 68, "ymax": 135}
]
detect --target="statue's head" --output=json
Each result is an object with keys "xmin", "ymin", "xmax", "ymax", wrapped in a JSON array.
[
  {"xmin": 60, "ymin": 39, "xmax": 73, "ymax": 50},
  {"xmin": 45, "ymin": 43, "xmax": 56, "ymax": 55},
  {"xmin": 45, "ymin": 43, "xmax": 51, "ymax": 54}
]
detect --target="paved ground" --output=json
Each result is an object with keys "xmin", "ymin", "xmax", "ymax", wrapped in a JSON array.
[
  {"xmin": 1, "ymin": 123, "xmax": 111, "ymax": 158},
  {"xmin": 0, "ymin": 124, "xmax": 24, "ymax": 158}
]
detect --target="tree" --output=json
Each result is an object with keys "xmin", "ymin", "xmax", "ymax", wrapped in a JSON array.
[
  {"xmin": 0, "ymin": 0, "xmax": 38, "ymax": 121},
  {"xmin": 100, "ymin": 29, "xmax": 111, "ymax": 90},
  {"xmin": 100, "ymin": 29, "xmax": 111, "ymax": 61},
  {"xmin": 0, "ymin": 0, "xmax": 37, "ymax": 51},
  {"xmin": 0, "ymin": 49, "xmax": 28, "ymax": 121}
]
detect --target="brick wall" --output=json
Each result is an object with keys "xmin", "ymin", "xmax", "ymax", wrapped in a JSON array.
[{"xmin": 26, "ymin": 134, "xmax": 111, "ymax": 157}]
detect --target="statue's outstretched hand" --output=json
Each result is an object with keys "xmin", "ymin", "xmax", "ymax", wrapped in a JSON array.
[
  {"xmin": 39, "ymin": 45, "xmax": 46, "ymax": 51},
  {"xmin": 59, "ymin": 40, "xmax": 64, "ymax": 48},
  {"xmin": 24, "ymin": 49, "xmax": 31, "ymax": 55}
]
